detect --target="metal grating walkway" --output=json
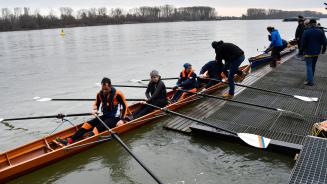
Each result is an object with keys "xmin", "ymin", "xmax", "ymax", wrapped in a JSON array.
[
  {"xmin": 190, "ymin": 53, "xmax": 327, "ymax": 146},
  {"xmin": 163, "ymin": 52, "xmax": 296, "ymax": 133},
  {"xmin": 288, "ymin": 136, "xmax": 327, "ymax": 184}
]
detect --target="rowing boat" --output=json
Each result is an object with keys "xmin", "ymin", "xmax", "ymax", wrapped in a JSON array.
[
  {"xmin": 249, "ymin": 41, "xmax": 297, "ymax": 69},
  {"xmin": 0, "ymin": 65, "xmax": 250, "ymax": 182}
]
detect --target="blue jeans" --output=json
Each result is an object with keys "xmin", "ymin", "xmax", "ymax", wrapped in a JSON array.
[
  {"xmin": 228, "ymin": 55, "xmax": 245, "ymax": 95},
  {"xmin": 305, "ymin": 56, "xmax": 318, "ymax": 83}
]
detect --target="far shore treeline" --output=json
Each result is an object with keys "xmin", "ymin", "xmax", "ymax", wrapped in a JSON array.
[{"xmin": 0, "ymin": 5, "xmax": 327, "ymax": 32}]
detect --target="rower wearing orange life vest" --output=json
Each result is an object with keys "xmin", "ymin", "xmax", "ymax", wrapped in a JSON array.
[
  {"xmin": 171, "ymin": 63, "xmax": 198, "ymax": 103},
  {"xmin": 57, "ymin": 77, "xmax": 128, "ymax": 145}
]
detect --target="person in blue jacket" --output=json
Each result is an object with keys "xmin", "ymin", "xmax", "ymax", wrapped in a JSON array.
[
  {"xmin": 265, "ymin": 27, "xmax": 283, "ymax": 67},
  {"xmin": 301, "ymin": 19, "xmax": 327, "ymax": 86},
  {"xmin": 171, "ymin": 63, "xmax": 198, "ymax": 102},
  {"xmin": 267, "ymin": 35, "xmax": 288, "ymax": 58}
]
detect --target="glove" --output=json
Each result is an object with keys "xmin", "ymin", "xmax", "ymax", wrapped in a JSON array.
[
  {"xmin": 92, "ymin": 109, "xmax": 98, "ymax": 115},
  {"xmin": 56, "ymin": 113, "xmax": 65, "ymax": 119}
]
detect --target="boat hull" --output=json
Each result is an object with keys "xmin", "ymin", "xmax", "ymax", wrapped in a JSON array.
[{"xmin": 0, "ymin": 65, "xmax": 250, "ymax": 183}]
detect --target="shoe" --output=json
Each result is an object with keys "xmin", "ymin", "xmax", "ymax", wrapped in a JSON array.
[
  {"xmin": 270, "ymin": 63, "xmax": 277, "ymax": 68},
  {"xmin": 221, "ymin": 93, "xmax": 234, "ymax": 98},
  {"xmin": 234, "ymin": 72, "xmax": 246, "ymax": 83},
  {"xmin": 56, "ymin": 137, "xmax": 72, "ymax": 145},
  {"xmin": 304, "ymin": 81, "xmax": 314, "ymax": 86},
  {"xmin": 84, "ymin": 132, "xmax": 95, "ymax": 138}
]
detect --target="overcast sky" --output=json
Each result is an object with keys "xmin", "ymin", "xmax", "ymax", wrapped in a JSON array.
[{"xmin": 0, "ymin": 0, "xmax": 325, "ymax": 16}]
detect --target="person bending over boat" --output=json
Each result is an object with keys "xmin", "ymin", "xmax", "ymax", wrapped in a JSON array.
[
  {"xmin": 265, "ymin": 26, "xmax": 283, "ymax": 67},
  {"xmin": 133, "ymin": 70, "xmax": 168, "ymax": 119},
  {"xmin": 57, "ymin": 77, "xmax": 128, "ymax": 145},
  {"xmin": 171, "ymin": 63, "xmax": 198, "ymax": 103},
  {"xmin": 198, "ymin": 59, "xmax": 226, "ymax": 89},
  {"xmin": 267, "ymin": 35, "xmax": 288, "ymax": 56},
  {"xmin": 211, "ymin": 40, "xmax": 246, "ymax": 98}
]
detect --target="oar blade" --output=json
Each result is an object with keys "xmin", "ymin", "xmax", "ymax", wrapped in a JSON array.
[
  {"xmin": 0, "ymin": 118, "xmax": 4, "ymax": 122},
  {"xmin": 33, "ymin": 96, "xmax": 41, "ymax": 100},
  {"xmin": 294, "ymin": 95, "xmax": 318, "ymax": 102},
  {"xmin": 36, "ymin": 98, "xmax": 52, "ymax": 102},
  {"xmin": 237, "ymin": 133, "xmax": 271, "ymax": 149}
]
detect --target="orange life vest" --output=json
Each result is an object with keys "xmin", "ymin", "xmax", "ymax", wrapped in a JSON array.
[{"xmin": 181, "ymin": 69, "xmax": 194, "ymax": 78}]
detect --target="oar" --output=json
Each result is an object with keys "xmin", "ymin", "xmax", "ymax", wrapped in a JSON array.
[
  {"xmin": 179, "ymin": 89, "xmax": 303, "ymax": 118},
  {"xmin": 33, "ymin": 96, "xmax": 144, "ymax": 102},
  {"xmin": 139, "ymin": 77, "xmax": 179, "ymax": 82},
  {"xmin": 0, "ymin": 113, "xmax": 92, "ymax": 122},
  {"xmin": 132, "ymin": 76, "xmax": 318, "ymax": 102},
  {"xmin": 113, "ymin": 85, "xmax": 174, "ymax": 89},
  {"xmin": 205, "ymin": 78, "xmax": 318, "ymax": 102},
  {"xmin": 94, "ymin": 114, "xmax": 163, "ymax": 184},
  {"xmin": 144, "ymin": 103, "xmax": 271, "ymax": 149},
  {"xmin": 96, "ymin": 83, "xmax": 174, "ymax": 89}
]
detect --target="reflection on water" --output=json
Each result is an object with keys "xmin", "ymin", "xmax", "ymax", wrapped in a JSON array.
[{"xmin": 1, "ymin": 19, "xmax": 318, "ymax": 183}]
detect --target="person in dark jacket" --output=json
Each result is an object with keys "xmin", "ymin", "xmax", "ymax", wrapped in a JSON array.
[
  {"xmin": 171, "ymin": 63, "xmax": 198, "ymax": 103},
  {"xmin": 198, "ymin": 60, "xmax": 226, "ymax": 89},
  {"xmin": 301, "ymin": 19, "xmax": 327, "ymax": 86},
  {"xmin": 133, "ymin": 70, "xmax": 168, "ymax": 119},
  {"xmin": 295, "ymin": 16, "xmax": 305, "ymax": 55},
  {"xmin": 211, "ymin": 40, "xmax": 245, "ymax": 98},
  {"xmin": 265, "ymin": 27, "xmax": 283, "ymax": 67}
]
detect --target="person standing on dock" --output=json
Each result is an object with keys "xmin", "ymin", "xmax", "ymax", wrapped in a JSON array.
[
  {"xmin": 171, "ymin": 63, "xmax": 198, "ymax": 103},
  {"xmin": 133, "ymin": 70, "xmax": 168, "ymax": 119},
  {"xmin": 295, "ymin": 16, "xmax": 305, "ymax": 56},
  {"xmin": 265, "ymin": 27, "xmax": 283, "ymax": 68},
  {"xmin": 211, "ymin": 40, "xmax": 245, "ymax": 98},
  {"xmin": 56, "ymin": 77, "xmax": 128, "ymax": 145},
  {"xmin": 301, "ymin": 19, "xmax": 327, "ymax": 86}
]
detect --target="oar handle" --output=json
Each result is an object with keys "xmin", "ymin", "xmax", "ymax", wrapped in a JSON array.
[
  {"xmin": 94, "ymin": 115, "xmax": 163, "ymax": 184},
  {"xmin": 2, "ymin": 113, "xmax": 92, "ymax": 122},
  {"xmin": 144, "ymin": 103, "xmax": 236, "ymax": 135}
]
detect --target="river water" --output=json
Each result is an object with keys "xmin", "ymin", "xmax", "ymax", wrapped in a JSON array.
[{"xmin": 1, "ymin": 19, "xmax": 323, "ymax": 184}]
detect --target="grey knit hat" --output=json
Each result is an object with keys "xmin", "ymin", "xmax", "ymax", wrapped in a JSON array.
[{"xmin": 150, "ymin": 70, "xmax": 160, "ymax": 77}]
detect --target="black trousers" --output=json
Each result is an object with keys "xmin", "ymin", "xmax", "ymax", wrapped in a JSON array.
[
  {"xmin": 71, "ymin": 116, "xmax": 120, "ymax": 141},
  {"xmin": 271, "ymin": 46, "xmax": 283, "ymax": 66},
  {"xmin": 133, "ymin": 99, "xmax": 168, "ymax": 119},
  {"xmin": 88, "ymin": 116, "xmax": 120, "ymax": 131}
]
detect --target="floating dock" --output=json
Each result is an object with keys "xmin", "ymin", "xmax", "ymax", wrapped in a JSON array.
[
  {"xmin": 163, "ymin": 52, "xmax": 327, "ymax": 183},
  {"xmin": 288, "ymin": 136, "xmax": 327, "ymax": 184}
]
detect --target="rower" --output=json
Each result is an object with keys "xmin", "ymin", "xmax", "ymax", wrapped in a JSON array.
[
  {"xmin": 212, "ymin": 40, "xmax": 246, "ymax": 98},
  {"xmin": 171, "ymin": 63, "xmax": 198, "ymax": 103},
  {"xmin": 133, "ymin": 70, "xmax": 168, "ymax": 119},
  {"xmin": 56, "ymin": 77, "xmax": 128, "ymax": 145},
  {"xmin": 198, "ymin": 59, "xmax": 226, "ymax": 89}
]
